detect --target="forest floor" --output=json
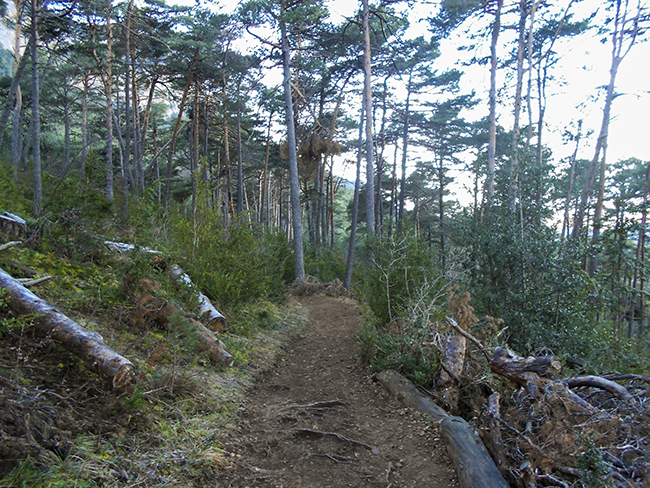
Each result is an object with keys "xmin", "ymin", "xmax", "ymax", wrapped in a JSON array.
[{"xmin": 214, "ymin": 294, "xmax": 458, "ymax": 488}]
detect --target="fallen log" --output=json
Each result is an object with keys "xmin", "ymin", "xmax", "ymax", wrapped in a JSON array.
[
  {"xmin": 564, "ymin": 375, "xmax": 633, "ymax": 401},
  {"xmin": 194, "ymin": 322, "xmax": 234, "ymax": 367},
  {"xmin": 377, "ymin": 370, "xmax": 509, "ymax": 488},
  {"xmin": 170, "ymin": 265, "xmax": 226, "ymax": 332},
  {"xmin": 441, "ymin": 416, "xmax": 510, "ymax": 488},
  {"xmin": 0, "ymin": 267, "xmax": 135, "ymax": 389},
  {"xmin": 0, "ymin": 213, "xmax": 27, "ymax": 238},
  {"xmin": 103, "ymin": 241, "xmax": 227, "ymax": 332},
  {"xmin": 377, "ymin": 369, "xmax": 448, "ymax": 421},
  {"xmin": 491, "ymin": 348, "xmax": 598, "ymax": 413},
  {"xmin": 490, "ymin": 347, "xmax": 562, "ymax": 387}
]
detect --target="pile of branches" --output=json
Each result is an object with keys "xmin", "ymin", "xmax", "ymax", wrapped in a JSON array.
[
  {"xmin": 288, "ymin": 277, "xmax": 352, "ymax": 298},
  {"xmin": 481, "ymin": 348, "xmax": 650, "ymax": 487},
  {"xmin": 424, "ymin": 292, "xmax": 649, "ymax": 487}
]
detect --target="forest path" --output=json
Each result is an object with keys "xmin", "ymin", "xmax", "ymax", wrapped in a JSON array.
[{"xmin": 215, "ymin": 295, "xmax": 458, "ymax": 488}]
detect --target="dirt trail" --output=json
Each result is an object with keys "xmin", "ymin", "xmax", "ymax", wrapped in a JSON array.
[{"xmin": 216, "ymin": 295, "xmax": 458, "ymax": 487}]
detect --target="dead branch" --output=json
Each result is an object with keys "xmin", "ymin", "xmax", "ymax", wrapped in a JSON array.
[
  {"xmin": 447, "ymin": 316, "xmax": 491, "ymax": 360},
  {"xmin": 304, "ymin": 449, "xmax": 357, "ymax": 465},
  {"xmin": 564, "ymin": 375, "xmax": 633, "ymax": 401},
  {"xmin": 16, "ymin": 276, "xmax": 55, "ymax": 287},
  {"xmin": 291, "ymin": 428, "xmax": 380, "ymax": 455},
  {"xmin": 0, "ymin": 241, "xmax": 22, "ymax": 252}
]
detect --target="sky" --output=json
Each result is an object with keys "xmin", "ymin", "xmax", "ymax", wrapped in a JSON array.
[{"xmin": 325, "ymin": 0, "xmax": 650, "ymax": 204}]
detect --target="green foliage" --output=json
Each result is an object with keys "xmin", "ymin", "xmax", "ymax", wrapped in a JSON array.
[
  {"xmin": 576, "ymin": 432, "xmax": 612, "ymax": 487},
  {"xmin": 2, "ymin": 456, "xmax": 94, "ymax": 488},
  {"xmin": 455, "ymin": 207, "xmax": 605, "ymax": 359},
  {"xmin": 358, "ymin": 230, "xmax": 442, "ymax": 326},
  {"xmin": 0, "ymin": 162, "xmax": 31, "ymax": 215},
  {"xmin": 304, "ymin": 247, "xmax": 346, "ymax": 282},
  {"xmin": 354, "ymin": 230, "xmax": 446, "ymax": 386},
  {"xmin": 0, "ymin": 289, "xmax": 36, "ymax": 333},
  {"xmin": 229, "ymin": 300, "xmax": 283, "ymax": 337},
  {"xmin": 357, "ymin": 316, "xmax": 441, "ymax": 386},
  {"xmin": 170, "ymin": 192, "xmax": 291, "ymax": 309}
]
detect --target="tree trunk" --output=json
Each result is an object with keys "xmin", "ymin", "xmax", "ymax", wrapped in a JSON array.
[
  {"xmin": 30, "ymin": 0, "xmax": 42, "ymax": 216},
  {"xmin": 397, "ymin": 69, "xmax": 412, "ymax": 234},
  {"xmin": 105, "ymin": 0, "xmax": 115, "ymax": 201},
  {"xmin": 164, "ymin": 47, "xmax": 201, "ymax": 208},
  {"xmin": 344, "ymin": 101, "xmax": 364, "ymax": 290},
  {"xmin": 508, "ymin": 0, "xmax": 527, "ymax": 213},
  {"xmin": 280, "ymin": 2, "xmax": 305, "ymax": 283},
  {"xmin": 438, "ymin": 334, "xmax": 466, "ymax": 412},
  {"xmin": 124, "ymin": 0, "xmax": 134, "ymax": 196},
  {"xmin": 486, "ymin": 0, "xmax": 502, "ymax": 206},
  {"xmin": 561, "ymin": 120, "xmax": 582, "ymax": 243},
  {"xmin": 0, "ymin": 267, "xmax": 135, "ymax": 389},
  {"xmin": 236, "ymin": 89, "xmax": 244, "ymax": 215},
  {"xmin": 362, "ymin": 0, "xmax": 375, "ymax": 234},
  {"xmin": 571, "ymin": 0, "xmax": 639, "ymax": 239}
]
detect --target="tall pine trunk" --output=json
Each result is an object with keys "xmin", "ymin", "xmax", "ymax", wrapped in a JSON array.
[
  {"xmin": 362, "ymin": 0, "xmax": 375, "ymax": 234},
  {"xmin": 486, "ymin": 0, "xmax": 502, "ymax": 206},
  {"xmin": 31, "ymin": 0, "xmax": 42, "ymax": 216},
  {"xmin": 280, "ymin": 2, "xmax": 305, "ymax": 282}
]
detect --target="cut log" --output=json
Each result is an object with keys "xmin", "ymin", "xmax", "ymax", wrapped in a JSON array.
[
  {"xmin": 194, "ymin": 322, "xmax": 234, "ymax": 367},
  {"xmin": 441, "ymin": 415, "xmax": 510, "ymax": 488},
  {"xmin": 377, "ymin": 370, "xmax": 509, "ymax": 488},
  {"xmin": 377, "ymin": 369, "xmax": 448, "ymax": 421},
  {"xmin": 564, "ymin": 375, "xmax": 633, "ymax": 401},
  {"xmin": 103, "ymin": 242, "xmax": 227, "ymax": 332},
  {"xmin": 491, "ymin": 348, "xmax": 598, "ymax": 413},
  {"xmin": 438, "ymin": 334, "xmax": 466, "ymax": 412},
  {"xmin": 170, "ymin": 265, "xmax": 226, "ymax": 332},
  {"xmin": 0, "ymin": 267, "xmax": 135, "ymax": 389},
  {"xmin": 490, "ymin": 347, "xmax": 562, "ymax": 387},
  {"xmin": 0, "ymin": 213, "xmax": 27, "ymax": 238}
]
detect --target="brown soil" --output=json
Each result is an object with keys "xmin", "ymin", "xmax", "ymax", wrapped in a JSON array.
[{"xmin": 215, "ymin": 295, "xmax": 458, "ymax": 488}]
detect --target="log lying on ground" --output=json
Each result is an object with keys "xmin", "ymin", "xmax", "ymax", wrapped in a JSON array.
[
  {"xmin": 377, "ymin": 370, "xmax": 509, "ymax": 488},
  {"xmin": 377, "ymin": 369, "xmax": 448, "ymax": 421},
  {"xmin": 490, "ymin": 347, "xmax": 562, "ymax": 384},
  {"xmin": 0, "ymin": 213, "xmax": 27, "ymax": 238},
  {"xmin": 194, "ymin": 322, "xmax": 234, "ymax": 367},
  {"xmin": 0, "ymin": 267, "xmax": 135, "ymax": 389},
  {"xmin": 104, "ymin": 241, "xmax": 227, "ymax": 332},
  {"xmin": 170, "ymin": 265, "xmax": 226, "ymax": 332}
]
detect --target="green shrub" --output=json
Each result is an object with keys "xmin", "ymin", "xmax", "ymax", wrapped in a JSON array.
[
  {"xmin": 357, "ymin": 231, "xmax": 442, "ymax": 326},
  {"xmin": 170, "ymin": 191, "xmax": 291, "ymax": 310},
  {"xmin": 304, "ymin": 247, "xmax": 346, "ymax": 282}
]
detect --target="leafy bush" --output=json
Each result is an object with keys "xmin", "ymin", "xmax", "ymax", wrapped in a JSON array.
[
  {"xmin": 170, "ymin": 193, "xmax": 291, "ymax": 310},
  {"xmin": 304, "ymin": 247, "xmax": 346, "ymax": 282},
  {"xmin": 357, "ymin": 231, "xmax": 443, "ymax": 326},
  {"xmin": 355, "ymin": 230, "xmax": 447, "ymax": 386}
]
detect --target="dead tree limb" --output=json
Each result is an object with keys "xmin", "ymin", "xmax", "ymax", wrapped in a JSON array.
[
  {"xmin": 490, "ymin": 347, "xmax": 562, "ymax": 386},
  {"xmin": 0, "ymin": 267, "xmax": 135, "ymax": 389},
  {"xmin": 0, "ymin": 241, "xmax": 22, "ymax": 252},
  {"xmin": 564, "ymin": 375, "xmax": 633, "ymax": 401},
  {"xmin": 170, "ymin": 265, "xmax": 226, "ymax": 331},
  {"xmin": 448, "ymin": 316, "xmax": 491, "ymax": 360},
  {"xmin": 438, "ymin": 333, "xmax": 466, "ymax": 411}
]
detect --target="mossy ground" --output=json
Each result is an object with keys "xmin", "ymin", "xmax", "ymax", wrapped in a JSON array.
[{"xmin": 0, "ymin": 242, "xmax": 308, "ymax": 487}]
